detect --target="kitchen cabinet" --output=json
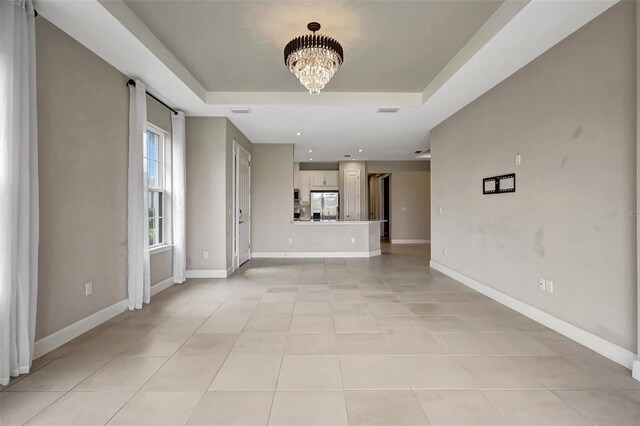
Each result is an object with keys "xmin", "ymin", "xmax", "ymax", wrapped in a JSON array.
[
  {"xmin": 325, "ymin": 171, "xmax": 339, "ymax": 187},
  {"xmin": 310, "ymin": 171, "xmax": 339, "ymax": 190},
  {"xmin": 299, "ymin": 170, "xmax": 311, "ymax": 203},
  {"xmin": 311, "ymin": 172, "xmax": 325, "ymax": 187}
]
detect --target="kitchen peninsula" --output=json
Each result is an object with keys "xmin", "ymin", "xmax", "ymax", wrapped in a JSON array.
[
  {"xmin": 288, "ymin": 219, "xmax": 383, "ymax": 257},
  {"xmin": 251, "ymin": 152, "xmax": 384, "ymax": 258}
]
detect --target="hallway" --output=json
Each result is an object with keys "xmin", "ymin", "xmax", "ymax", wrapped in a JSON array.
[{"xmin": 2, "ymin": 245, "xmax": 639, "ymax": 425}]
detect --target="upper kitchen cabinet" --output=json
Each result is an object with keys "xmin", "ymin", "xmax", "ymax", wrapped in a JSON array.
[
  {"xmin": 325, "ymin": 171, "xmax": 339, "ymax": 187},
  {"xmin": 310, "ymin": 171, "xmax": 339, "ymax": 190}
]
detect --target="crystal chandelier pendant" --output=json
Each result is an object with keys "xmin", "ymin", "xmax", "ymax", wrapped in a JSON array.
[{"xmin": 284, "ymin": 22, "xmax": 344, "ymax": 95}]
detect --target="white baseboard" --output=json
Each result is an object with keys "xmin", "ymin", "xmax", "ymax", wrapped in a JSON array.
[
  {"xmin": 186, "ymin": 269, "xmax": 230, "ymax": 278},
  {"xmin": 391, "ymin": 239, "xmax": 430, "ymax": 244},
  {"xmin": 33, "ymin": 298, "xmax": 128, "ymax": 359},
  {"xmin": 150, "ymin": 277, "xmax": 175, "ymax": 296},
  {"xmin": 633, "ymin": 361, "xmax": 640, "ymax": 381},
  {"xmin": 430, "ymin": 260, "xmax": 637, "ymax": 370},
  {"xmin": 252, "ymin": 250, "xmax": 381, "ymax": 258},
  {"xmin": 33, "ymin": 276, "xmax": 175, "ymax": 360}
]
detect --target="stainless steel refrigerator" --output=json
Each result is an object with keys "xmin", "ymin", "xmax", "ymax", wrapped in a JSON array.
[{"xmin": 310, "ymin": 191, "xmax": 339, "ymax": 221}]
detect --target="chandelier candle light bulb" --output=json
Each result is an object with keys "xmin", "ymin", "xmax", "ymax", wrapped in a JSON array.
[{"xmin": 284, "ymin": 22, "xmax": 344, "ymax": 95}]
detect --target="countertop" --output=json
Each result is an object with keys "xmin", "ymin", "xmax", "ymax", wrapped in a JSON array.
[{"xmin": 291, "ymin": 220, "xmax": 386, "ymax": 225}]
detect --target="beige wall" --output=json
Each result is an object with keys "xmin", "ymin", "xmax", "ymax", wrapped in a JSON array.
[
  {"xmin": 36, "ymin": 18, "xmax": 129, "ymax": 340},
  {"xmin": 150, "ymin": 249, "xmax": 172, "ymax": 285},
  {"xmin": 636, "ymin": 0, "xmax": 640, "ymax": 360},
  {"xmin": 185, "ymin": 117, "xmax": 227, "ymax": 271},
  {"xmin": 367, "ymin": 161, "xmax": 431, "ymax": 242},
  {"xmin": 251, "ymin": 144, "xmax": 295, "ymax": 253},
  {"xmin": 35, "ymin": 18, "xmax": 177, "ymax": 340},
  {"xmin": 147, "ymin": 95, "xmax": 172, "ymax": 133},
  {"xmin": 431, "ymin": 1, "xmax": 636, "ymax": 351},
  {"xmin": 185, "ymin": 117, "xmax": 252, "ymax": 273}
]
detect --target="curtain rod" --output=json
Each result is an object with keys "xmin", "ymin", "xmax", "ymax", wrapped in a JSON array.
[{"xmin": 126, "ymin": 79, "xmax": 179, "ymax": 115}]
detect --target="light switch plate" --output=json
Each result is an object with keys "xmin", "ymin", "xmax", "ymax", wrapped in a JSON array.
[
  {"xmin": 538, "ymin": 278, "xmax": 546, "ymax": 292},
  {"xmin": 85, "ymin": 282, "xmax": 93, "ymax": 296},
  {"xmin": 202, "ymin": 251, "xmax": 209, "ymax": 259},
  {"xmin": 546, "ymin": 280, "xmax": 554, "ymax": 294}
]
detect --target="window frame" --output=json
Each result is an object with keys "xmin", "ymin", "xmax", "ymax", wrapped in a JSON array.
[{"xmin": 145, "ymin": 123, "xmax": 172, "ymax": 252}]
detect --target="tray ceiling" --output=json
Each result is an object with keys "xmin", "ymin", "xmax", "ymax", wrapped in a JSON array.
[{"xmin": 123, "ymin": 0, "xmax": 503, "ymax": 93}]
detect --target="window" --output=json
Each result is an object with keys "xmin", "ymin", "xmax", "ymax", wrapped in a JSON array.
[{"xmin": 145, "ymin": 126, "xmax": 167, "ymax": 247}]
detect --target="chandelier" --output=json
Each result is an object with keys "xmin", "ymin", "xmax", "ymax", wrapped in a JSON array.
[{"xmin": 284, "ymin": 22, "xmax": 344, "ymax": 95}]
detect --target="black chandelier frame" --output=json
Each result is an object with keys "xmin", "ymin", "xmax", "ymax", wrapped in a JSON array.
[{"xmin": 284, "ymin": 22, "xmax": 344, "ymax": 68}]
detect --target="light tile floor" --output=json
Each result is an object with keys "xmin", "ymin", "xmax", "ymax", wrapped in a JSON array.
[{"xmin": 2, "ymin": 244, "xmax": 640, "ymax": 425}]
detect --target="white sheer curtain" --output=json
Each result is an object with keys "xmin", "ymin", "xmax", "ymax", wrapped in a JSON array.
[
  {"xmin": 171, "ymin": 112, "xmax": 186, "ymax": 284},
  {"xmin": 0, "ymin": 0, "xmax": 39, "ymax": 385},
  {"xmin": 128, "ymin": 79, "xmax": 150, "ymax": 310}
]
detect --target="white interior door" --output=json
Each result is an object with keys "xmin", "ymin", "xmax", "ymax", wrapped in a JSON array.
[
  {"xmin": 234, "ymin": 142, "xmax": 251, "ymax": 269},
  {"xmin": 344, "ymin": 170, "xmax": 361, "ymax": 221}
]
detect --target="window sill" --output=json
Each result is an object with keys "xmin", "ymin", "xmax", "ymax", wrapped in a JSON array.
[{"xmin": 149, "ymin": 244, "xmax": 173, "ymax": 255}]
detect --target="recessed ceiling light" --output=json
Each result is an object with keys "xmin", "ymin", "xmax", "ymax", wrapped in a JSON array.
[
  {"xmin": 377, "ymin": 107, "xmax": 399, "ymax": 113},
  {"xmin": 358, "ymin": 149, "xmax": 363, "ymax": 152},
  {"xmin": 309, "ymin": 158, "xmax": 313, "ymax": 161},
  {"xmin": 296, "ymin": 132, "xmax": 302, "ymax": 136},
  {"xmin": 229, "ymin": 107, "xmax": 251, "ymax": 114},
  {"xmin": 308, "ymin": 149, "xmax": 313, "ymax": 153}
]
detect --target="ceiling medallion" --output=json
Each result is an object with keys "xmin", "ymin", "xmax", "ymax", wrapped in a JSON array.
[{"xmin": 284, "ymin": 22, "xmax": 344, "ymax": 95}]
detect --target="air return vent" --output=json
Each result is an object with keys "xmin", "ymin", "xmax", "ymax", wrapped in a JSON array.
[
  {"xmin": 229, "ymin": 108, "xmax": 251, "ymax": 114},
  {"xmin": 377, "ymin": 107, "xmax": 399, "ymax": 113}
]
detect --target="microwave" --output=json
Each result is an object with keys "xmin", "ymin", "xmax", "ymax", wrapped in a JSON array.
[{"xmin": 293, "ymin": 188, "xmax": 300, "ymax": 202}]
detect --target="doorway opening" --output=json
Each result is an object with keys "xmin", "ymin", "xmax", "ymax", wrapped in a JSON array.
[
  {"xmin": 368, "ymin": 173, "xmax": 390, "ymax": 242},
  {"xmin": 232, "ymin": 141, "xmax": 251, "ymax": 271}
]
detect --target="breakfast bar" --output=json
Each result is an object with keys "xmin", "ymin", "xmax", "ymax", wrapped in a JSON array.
[{"xmin": 252, "ymin": 220, "xmax": 383, "ymax": 258}]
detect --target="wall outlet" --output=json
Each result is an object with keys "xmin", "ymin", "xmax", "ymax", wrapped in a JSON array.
[
  {"xmin": 515, "ymin": 154, "xmax": 522, "ymax": 166},
  {"xmin": 546, "ymin": 280, "xmax": 554, "ymax": 294},
  {"xmin": 538, "ymin": 278, "xmax": 546, "ymax": 292},
  {"xmin": 438, "ymin": 206, "xmax": 444, "ymax": 215},
  {"xmin": 443, "ymin": 248, "xmax": 448, "ymax": 255},
  {"xmin": 288, "ymin": 238, "xmax": 293, "ymax": 245},
  {"xmin": 351, "ymin": 238, "xmax": 355, "ymax": 244},
  {"xmin": 85, "ymin": 282, "xmax": 93, "ymax": 296},
  {"xmin": 202, "ymin": 251, "xmax": 209, "ymax": 259}
]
